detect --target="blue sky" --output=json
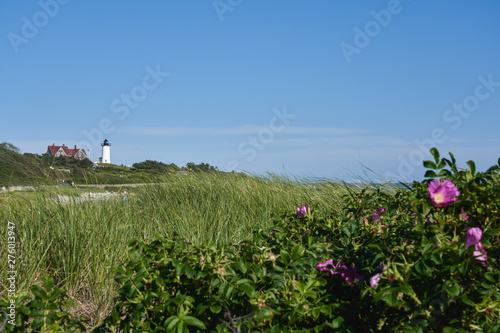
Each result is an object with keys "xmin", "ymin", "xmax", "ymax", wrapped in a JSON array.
[{"xmin": 1, "ymin": 1, "xmax": 500, "ymax": 181}]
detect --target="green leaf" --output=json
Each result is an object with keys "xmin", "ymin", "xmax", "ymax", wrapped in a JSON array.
[
  {"xmin": 423, "ymin": 160, "xmax": 437, "ymax": 170},
  {"xmin": 304, "ymin": 279, "xmax": 316, "ymax": 291},
  {"xmin": 210, "ymin": 304, "xmax": 222, "ymax": 314},
  {"xmin": 422, "ymin": 243, "xmax": 435, "ymax": 254},
  {"xmin": 239, "ymin": 284, "xmax": 255, "ymax": 298},
  {"xmin": 270, "ymin": 325, "xmax": 283, "ymax": 333},
  {"xmin": 211, "ymin": 278, "xmax": 220, "ymax": 288},
  {"xmin": 48, "ymin": 288, "xmax": 64, "ymax": 302},
  {"xmin": 291, "ymin": 244, "xmax": 305, "ymax": 260},
  {"xmin": 481, "ymin": 239, "xmax": 491, "ymax": 247},
  {"xmin": 225, "ymin": 286, "xmax": 234, "ymax": 298},
  {"xmin": 31, "ymin": 285, "xmax": 48, "ymax": 300},
  {"xmin": 444, "ymin": 281, "xmax": 460, "ymax": 297},
  {"xmin": 17, "ymin": 305, "xmax": 30, "ymax": 315},
  {"xmin": 449, "ymin": 152, "xmax": 456, "ymax": 164},
  {"xmin": 177, "ymin": 322, "xmax": 186, "ymax": 333},
  {"xmin": 424, "ymin": 170, "xmax": 438, "ymax": 178},
  {"xmin": 235, "ymin": 279, "xmax": 253, "ymax": 285},
  {"xmin": 233, "ymin": 259, "xmax": 247, "ymax": 274},
  {"xmin": 180, "ymin": 316, "xmax": 206, "ymax": 330},
  {"xmin": 485, "ymin": 272, "xmax": 496, "ymax": 283},
  {"xmin": 385, "ymin": 292, "xmax": 398, "ymax": 306},
  {"xmin": 414, "ymin": 223, "xmax": 425, "ymax": 233},
  {"xmin": 331, "ymin": 316, "xmax": 344, "ymax": 328},
  {"xmin": 115, "ymin": 276, "xmax": 128, "ymax": 284},
  {"xmin": 430, "ymin": 147, "xmax": 440, "ymax": 163},
  {"xmin": 483, "ymin": 228, "xmax": 500, "ymax": 236},
  {"xmin": 279, "ymin": 250, "xmax": 291, "ymax": 265},
  {"xmin": 29, "ymin": 299, "xmax": 46, "ymax": 310},
  {"xmin": 467, "ymin": 160, "xmax": 476, "ymax": 175},
  {"xmin": 155, "ymin": 232, "xmax": 166, "ymax": 243},
  {"xmin": 31, "ymin": 318, "xmax": 45, "ymax": 329},
  {"xmin": 308, "ymin": 236, "xmax": 315, "ymax": 247},
  {"xmin": 341, "ymin": 226, "xmax": 351, "ymax": 238},
  {"xmin": 422, "ymin": 202, "xmax": 432, "ymax": 215},
  {"xmin": 437, "ymin": 169, "xmax": 452, "ymax": 177},
  {"xmin": 165, "ymin": 316, "xmax": 180, "ymax": 332},
  {"xmin": 461, "ymin": 295, "xmax": 475, "ymax": 306},
  {"xmin": 430, "ymin": 253, "xmax": 442, "ymax": 265},
  {"xmin": 42, "ymin": 276, "xmax": 54, "ymax": 291},
  {"xmin": 176, "ymin": 263, "xmax": 187, "ymax": 276},
  {"xmin": 311, "ymin": 308, "xmax": 320, "ymax": 319},
  {"xmin": 374, "ymin": 253, "xmax": 386, "ymax": 263}
]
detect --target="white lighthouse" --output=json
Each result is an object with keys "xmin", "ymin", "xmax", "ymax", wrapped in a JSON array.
[{"xmin": 101, "ymin": 139, "xmax": 111, "ymax": 164}]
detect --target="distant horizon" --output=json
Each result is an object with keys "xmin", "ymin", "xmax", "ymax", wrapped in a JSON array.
[{"xmin": 2, "ymin": 1, "xmax": 499, "ymax": 183}]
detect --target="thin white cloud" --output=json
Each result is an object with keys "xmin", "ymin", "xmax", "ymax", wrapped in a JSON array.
[
  {"xmin": 447, "ymin": 137, "xmax": 500, "ymax": 144},
  {"xmin": 118, "ymin": 126, "xmax": 367, "ymax": 137},
  {"xmin": 284, "ymin": 127, "xmax": 367, "ymax": 136},
  {"xmin": 269, "ymin": 136, "xmax": 409, "ymax": 148}
]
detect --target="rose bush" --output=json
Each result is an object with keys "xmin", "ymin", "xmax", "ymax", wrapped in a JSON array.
[{"xmin": 1, "ymin": 148, "xmax": 499, "ymax": 332}]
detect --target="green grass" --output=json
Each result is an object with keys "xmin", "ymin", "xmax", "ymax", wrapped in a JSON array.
[
  {"xmin": 0, "ymin": 172, "xmax": 369, "ymax": 329},
  {"xmin": 70, "ymin": 164, "xmax": 165, "ymax": 185}
]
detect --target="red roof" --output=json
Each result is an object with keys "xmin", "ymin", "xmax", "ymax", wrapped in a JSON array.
[{"xmin": 47, "ymin": 145, "xmax": 87, "ymax": 159}]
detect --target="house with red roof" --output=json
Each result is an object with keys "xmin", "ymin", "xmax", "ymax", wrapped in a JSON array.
[{"xmin": 46, "ymin": 143, "xmax": 87, "ymax": 160}]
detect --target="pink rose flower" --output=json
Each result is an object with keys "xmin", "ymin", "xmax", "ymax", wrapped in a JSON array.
[
  {"xmin": 296, "ymin": 204, "xmax": 311, "ymax": 218},
  {"xmin": 371, "ymin": 207, "xmax": 386, "ymax": 222},
  {"xmin": 466, "ymin": 227, "xmax": 487, "ymax": 263},
  {"xmin": 428, "ymin": 179, "xmax": 460, "ymax": 207}
]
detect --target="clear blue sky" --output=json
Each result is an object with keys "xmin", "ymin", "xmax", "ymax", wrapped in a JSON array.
[{"xmin": 2, "ymin": 1, "xmax": 499, "ymax": 181}]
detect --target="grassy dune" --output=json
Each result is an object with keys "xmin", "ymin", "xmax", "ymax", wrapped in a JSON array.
[{"xmin": 0, "ymin": 172, "xmax": 365, "ymax": 327}]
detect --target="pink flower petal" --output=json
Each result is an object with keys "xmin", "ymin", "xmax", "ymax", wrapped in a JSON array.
[
  {"xmin": 428, "ymin": 179, "xmax": 460, "ymax": 207},
  {"xmin": 466, "ymin": 227, "xmax": 482, "ymax": 248},
  {"xmin": 370, "ymin": 273, "xmax": 381, "ymax": 288},
  {"xmin": 466, "ymin": 228, "xmax": 487, "ymax": 264},
  {"xmin": 296, "ymin": 204, "xmax": 311, "ymax": 218},
  {"xmin": 428, "ymin": 179, "xmax": 441, "ymax": 193}
]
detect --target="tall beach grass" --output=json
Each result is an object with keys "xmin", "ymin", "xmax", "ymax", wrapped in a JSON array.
[{"xmin": 0, "ymin": 172, "xmax": 382, "ymax": 327}]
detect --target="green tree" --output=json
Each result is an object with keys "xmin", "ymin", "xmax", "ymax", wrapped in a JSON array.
[
  {"xmin": 132, "ymin": 160, "xmax": 180, "ymax": 173},
  {"xmin": 185, "ymin": 162, "xmax": 218, "ymax": 172},
  {"xmin": 0, "ymin": 141, "xmax": 20, "ymax": 153}
]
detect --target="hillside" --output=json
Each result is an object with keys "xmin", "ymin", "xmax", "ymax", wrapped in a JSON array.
[
  {"xmin": 0, "ymin": 147, "xmax": 222, "ymax": 187},
  {"xmin": 0, "ymin": 148, "xmax": 58, "ymax": 186}
]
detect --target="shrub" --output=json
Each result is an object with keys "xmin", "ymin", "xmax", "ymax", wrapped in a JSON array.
[
  {"xmin": 132, "ymin": 160, "xmax": 180, "ymax": 173},
  {"xmin": 1, "ymin": 148, "xmax": 499, "ymax": 332},
  {"xmin": 0, "ymin": 276, "xmax": 86, "ymax": 332}
]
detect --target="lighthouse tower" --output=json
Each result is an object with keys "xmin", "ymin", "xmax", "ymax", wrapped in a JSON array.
[{"xmin": 101, "ymin": 139, "xmax": 111, "ymax": 164}]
